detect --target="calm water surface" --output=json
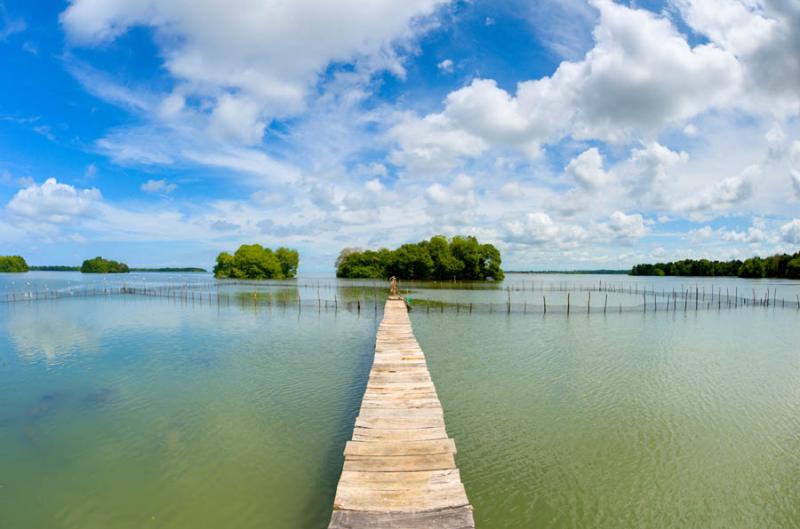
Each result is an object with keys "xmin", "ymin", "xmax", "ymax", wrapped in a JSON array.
[{"xmin": 0, "ymin": 273, "xmax": 798, "ymax": 528}]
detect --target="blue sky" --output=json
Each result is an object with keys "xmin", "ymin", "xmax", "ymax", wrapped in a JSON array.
[{"xmin": 0, "ymin": 0, "xmax": 798, "ymax": 273}]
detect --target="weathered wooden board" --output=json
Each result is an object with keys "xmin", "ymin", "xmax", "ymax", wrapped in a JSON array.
[{"xmin": 327, "ymin": 298, "xmax": 475, "ymax": 528}]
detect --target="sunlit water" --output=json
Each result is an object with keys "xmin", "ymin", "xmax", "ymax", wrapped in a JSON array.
[{"xmin": 1, "ymin": 272, "xmax": 799, "ymax": 528}]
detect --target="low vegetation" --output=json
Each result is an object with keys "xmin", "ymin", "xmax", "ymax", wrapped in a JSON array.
[
  {"xmin": 631, "ymin": 253, "xmax": 800, "ymax": 279},
  {"xmin": 81, "ymin": 256, "xmax": 130, "ymax": 274},
  {"xmin": 214, "ymin": 244, "xmax": 299, "ymax": 279},
  {"xmin": 335, "ymin": 235, "xmax": 504, "ymax": 280},
  {"xmin": 0, "ymin": 255, "xmax": 29, "ymax": 273}
]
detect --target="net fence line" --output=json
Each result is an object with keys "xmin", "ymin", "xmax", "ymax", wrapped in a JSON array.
[{"xmin": 2, "ymin": 284, "xmax": 799, "ymax": 314}]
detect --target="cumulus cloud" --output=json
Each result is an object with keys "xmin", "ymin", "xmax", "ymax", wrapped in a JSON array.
[
  {"xmin": 7, "ymin": 178, "xmax": 101, "ymax": 223},
  {"xmin": 791, "ymin": 140, "xmax": 800, "ymax": 198},
  {"xmin": 141, "ymin": 179, "xmax": 177, "ymax": 194},
  {"xmin": 781, "ymin": 219, "xmax": 800, "ymax": 244},
  {"xmin": 390, "ymin": 0, "xmax": 741, "ymax": 167},
  {"xmin": 61, "ymin": 0, "xmax": 447, "ymax": 145},
  {"xmin": 606, "ymin": 211, "xmax": 648, "ymax": 241},
  {"xmin": 505, "ymin": 212, "xmax": 588, "ymax": 248},
  {"xmin": 675, "ymin": 174, "xmax": 753, "ymax": 218},
  {"xmin": 672, "ymin": 0, "xmax": 800, "ymax": 114},
  {"xmin": 720, "ymin": 218, "xmax": 771, "ymax": 243},
  {"xmin": 566, "ymin": 147, "xmax": 610, "ymax": 189},
  {"xmin": 437, "ymin": 58, "xmax": 454, "ymax": 73},
  {"xmin": 627, "ymin": 142, "xmax": 688, "ymax": 201}
]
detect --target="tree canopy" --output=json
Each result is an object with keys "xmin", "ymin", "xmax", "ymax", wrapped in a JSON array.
[
  {"xmin": 631, "ymin": 252, "xmax": 800, "ymax": 279},
  {"xmin": 213, "ymin": 244, "xmax": 299, "ymax": 279},
  {"xmin": 81, "ymin": 256, "xmax": 130, "ymax": 274},
  {"xmin": 336, "ymin": 235, "xmax": 504, "ymax": 280},
  {"xmin": 0, "ymin": 255, "xmax": 29, "ymax": 273}
]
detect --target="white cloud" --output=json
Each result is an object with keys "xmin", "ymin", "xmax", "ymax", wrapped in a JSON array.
[
  {"xmin": 390, "ymin": 0, "xmax": 741, "ymax": 165},
  {"xmin": 61, "ymin": 0, "xmax": 448, "ymax": 143},
  {"xmin": 791, "ymin": 140, "xmax": 800, "ymax": 198},
  {"xmin": 606, "ymin": 211, "xmax": 648, "ymax": 240},
  {"xmin": 720, "ymin": 220, "xmax": 771, "ymax": 243},
  {"xmin": 781, "ymin": 219, "xmax": 800, "ymax": 244},
  {"xmin": 425, "ymin": 174, "xmax": 475, "ymax": 206},
  {"xmin": 566, "ymin": 147, "xmax": 610, "ymax": 189},
  {"xmin": 437, "ymin": 58, "xmax": 454, "ymax": 73},
  {"xmin": 675, "ymin": 174, "xmax": 754, "ymax": 218},
  {"xmin": 690, "ymin": 225, "xmax": 714, "ymax": 241},
  {"xmin": 7, "ymin": 178, "xmax": 101, "ymax": 223},
  {"xmin": 672, "ymin": 0, "xmax": 800, "ymax": 115},
  {"xmin": 505, "ymin": 212, "xmax": 588, "ymax": 248},
  {"xmin": 208, "ymin": 94, "xmax": 265, "ymax": 145},
  {"xmin": 140, "ymin": 179, "xmax": 177, "ymax": 194}
]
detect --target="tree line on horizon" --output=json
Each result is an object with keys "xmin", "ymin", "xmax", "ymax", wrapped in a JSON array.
[
  {"xmin": 335, "ymin": 235, "xmax": 504, "ymax": 281},
  {"xmin": 630, "ymin": 252, "xmax": 800, "ymax": 279},
  {"xmin": 0, "ymin": 254, "xmax": 210, "ymax": 274}
]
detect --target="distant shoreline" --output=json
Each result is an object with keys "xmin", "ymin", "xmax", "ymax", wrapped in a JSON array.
[
  {"xmin": 507, "ymin": 270, "xmax": 629, "ymax": 275},
  {"xmin": 26, "ymin": 266, "xmax": 207, "ymax": 273}
]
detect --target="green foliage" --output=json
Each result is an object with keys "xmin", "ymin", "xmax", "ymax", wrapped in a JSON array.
[
  {"xmin": 213, "ymin": 244, "xmax": 299, "ymax": 279},
  {"xmin": 631, "ymin": 252, "xmax": 800, "ymax": 279},
  {"xmin": 335, "ymin": 235, "xmax": 504, "ymax": 281},
  {"xmin": 0, "ymin": 255, "xmax": 29, "ymax": 273},
  {"xmin": 81, "ymin": 257, "xmax": 130, "ymax": 274},
  {"xmin": 787, "ymin": 258, "xmax": 800, "ymax": 279}
]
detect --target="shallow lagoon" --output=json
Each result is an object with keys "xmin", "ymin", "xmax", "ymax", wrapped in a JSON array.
[{"xmin": 1, "ymin": 273, "xmax": 799, "ymax": 528}]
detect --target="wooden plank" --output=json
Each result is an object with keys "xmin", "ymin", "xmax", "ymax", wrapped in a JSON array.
[
  {"xmin": 354, "ymin": 416, "xmax": 445, "ymax": 430},
  {"xmin": 342, "ymin": 453, "xmax": 456, "ymax": 472},
  {"xmin": 344, "ymin": 439, "xmax": 456, "ymax": 457},
  {"xmin": 337, "ymin": 469, "xmax": 463, "ymax": 488},
  {"xmin": 328, "ymin": 507, "xmax": 475, "ymax": 529},
  {"xmin": 333, "ymin": 482, "xmax": 468, "ymax": 511},
  {"xmin": 357, "ymin": 408, "xmax": 443, "ymax": 419}
]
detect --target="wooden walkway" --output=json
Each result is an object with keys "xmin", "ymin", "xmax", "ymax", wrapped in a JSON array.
[{"xmin": 328, "ymin": 298, "xmax": 475, "ymax": 529}]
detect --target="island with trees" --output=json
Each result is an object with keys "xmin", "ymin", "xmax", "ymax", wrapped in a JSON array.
[
  {"xmin": 213, "ymin": 244, "xmax": 299, "ymax": 279},
  {"xmin": 335, "ymin": 235, "xmax": 504, "ymax": 280},
  {"xmin": 0, "ymin": 255, "xmax": 29, "ymax": 273},
  {"xmin": 81, "ymin": 256, "xmax": 130, "ymax": 274},
  {"xmin": 630, "ymin": 252, "xmax": 800, "ymax": 279}
]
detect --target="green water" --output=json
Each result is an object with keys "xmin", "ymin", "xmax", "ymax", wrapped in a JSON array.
[{"xmin": 1, "ymin": 274, "xmax": 799, "ymax": 528}]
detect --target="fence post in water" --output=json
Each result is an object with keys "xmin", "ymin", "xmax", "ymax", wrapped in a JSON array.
[
  {"xmin": 587, "ymin": 291, "xmax": 591, "ymax": 314},
  {"xmin": 566, "ymin": 293, "xmax": 570, "ymax": 316},
  {"xmin": 735, "ymin": 287, "xmax": 738, "ymax": 308},
  {"xmin": 543, "ymin": 296, "xmax": 547, "ymax": 314}
]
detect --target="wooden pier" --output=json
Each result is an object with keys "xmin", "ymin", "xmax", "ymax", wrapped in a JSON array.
[{"xmin": 328, "ymin": 297, "xmax": 475, "ymax": 529}]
